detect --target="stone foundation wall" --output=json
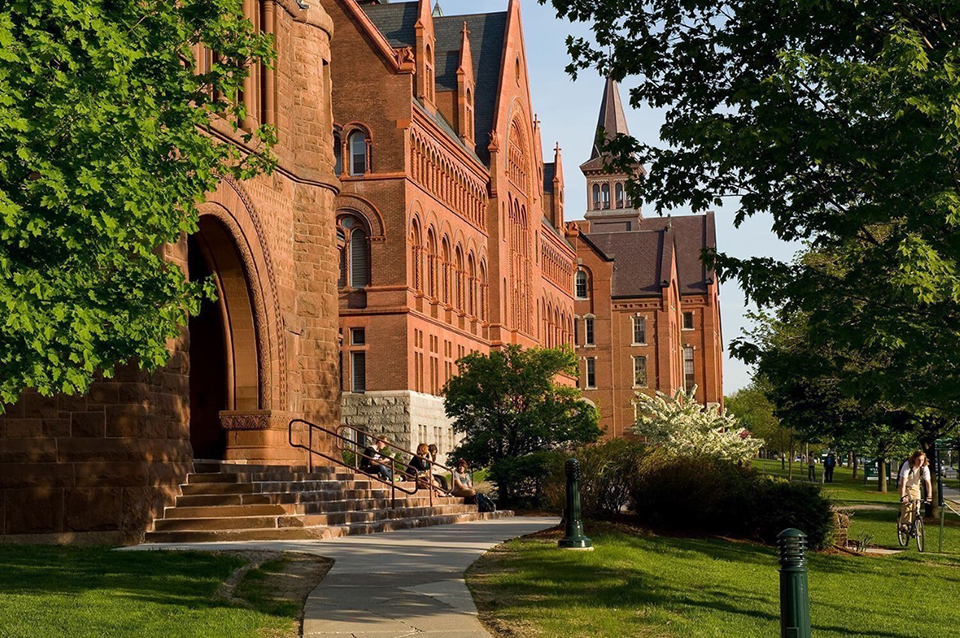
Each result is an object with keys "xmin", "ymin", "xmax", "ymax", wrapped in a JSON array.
[{"xmin": 341, "ymin": 391, "xmax": 461, "ymax": 465}]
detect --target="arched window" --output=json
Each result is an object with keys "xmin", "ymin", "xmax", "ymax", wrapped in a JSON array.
[
  {"xmin": 455, "ymin": 246, "xmax": 464, "ymax": 310},
  {"xmin": 441, "ymin": 239, "xmax": 451, "ymax": 304},
  {"xmin": 426, "ymin": 230, "xmax": 437, "ymax": 298},
  {"xmin": 601, "ymin": 183, "xmax": 610, "ymax": 209},
  {"xmin": 468, "ymin": 254, "xmax": 477, "ymax": 316},
  {"xmin": 349, "ymin": 130, "xmax": 368, "ymax": 176},
  {"xmin": 615, "ymin": 183, "xmax": 624, "ymax": 209},
  {"xmin": 479, "ymin": 262, "xmax": 487, "ymax": 320},
  {"xmin": 465, "ymin": 88, "xmax": 474, "ymax": 139},
  {"xmin": 411, "ymin": 220, "xmax": 422, "ymax": 292},
  {"xmin": 575, "ymin": 270, "xmax": 588, "ymax": 299},
  {"xmin": 337, "ymin": 215, "xmax": 370, "ymax": 289},
  {"xmin": 592, "ymin": 183, "xmax": 601, "ymax": 210},
  {"xmin": 333, "ymin": 130, "xmax": 343, "ymax": 175}
]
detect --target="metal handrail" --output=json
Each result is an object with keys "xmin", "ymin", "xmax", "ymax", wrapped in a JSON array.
[
  {"xmin": 289, "ymin": 418, "xmax": 421, "ymax": 509},
  {"xmin": 335, "ymin": 423, "xmax": 456, "ymax": 498}
]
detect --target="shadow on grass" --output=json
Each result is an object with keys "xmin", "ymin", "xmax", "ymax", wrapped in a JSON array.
[{"xmin": 0, "ymin": 545, "xmax": 294, "ymax": 617}]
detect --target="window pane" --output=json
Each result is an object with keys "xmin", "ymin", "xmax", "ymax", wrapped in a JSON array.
[
  {"xmin": 683, "ymin": 346, "xmax": 694, "ymax": 391},
  {"xmin": 633, "ymin": 316, "xmax": 646, "ymax": 344},
  {"xmin": 576, "ymin": 271, "xmax": 587, "ymax": 298},
  {"xmin": 350, "ymin": 228, "xmax": 368, "ymax": 287},
  {"xmin": 334, "ymin": 134, "xmax": 342, "ymax": 175},
  {"xmin": 585, "ymin": 317, "xmax": 594, "ymax": 345},
  {"xmin": 683, "ymin": 311, "xmax": 694, "ymax": 330},
  {"xmin": 350, "ymin": 132, "xmax": 367, "ymax": 175},
  {"xmin": 586, "ymin": 358, "xmax": 596, "ymax": 388},
  {"xmin": 351, "ymin": 328, "xmax": 365, "ymax": 345},
  {"xmin": 351, "ymin": 352, "xmax": 366, "ymax": 393},
  {"xmin": 634, "ymin": 356, "xmax": 647, "ymax": 387},
  {"xmin": 615, "ymin": 183, "xmax": 624, "ymax": 208}
]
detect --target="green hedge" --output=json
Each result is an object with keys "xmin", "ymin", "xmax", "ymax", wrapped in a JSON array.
[{"xmin": 629, "ymin": 454, "xmax": 836, "ymax": 549}]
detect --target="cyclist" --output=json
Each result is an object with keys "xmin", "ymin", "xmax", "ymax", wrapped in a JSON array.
[{"xmin": 898, "ymin": 450, "xmax": 932, "ymax": 533}]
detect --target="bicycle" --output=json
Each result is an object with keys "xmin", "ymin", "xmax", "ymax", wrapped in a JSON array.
[{"xmin": 897, "ymin": 497, "xmax": 930, "ymax": 552}]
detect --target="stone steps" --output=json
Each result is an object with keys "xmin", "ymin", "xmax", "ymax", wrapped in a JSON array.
[
  {"xmin": 145, "ymin": 511, "xmax": 512, "ymax": 543},
  {"xmin": 146, "ymin": 461, "xmax": 510, "ymax": 544}
]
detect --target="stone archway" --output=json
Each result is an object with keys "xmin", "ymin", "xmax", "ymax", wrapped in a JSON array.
[{"xmin": 188, "ymin": 216, "xmax": 262, "ymax": 460}]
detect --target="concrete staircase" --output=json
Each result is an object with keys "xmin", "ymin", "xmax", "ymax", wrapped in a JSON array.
[{"xmin": 145, "ymin": 461, "xmax": 509, "ymax": 543}]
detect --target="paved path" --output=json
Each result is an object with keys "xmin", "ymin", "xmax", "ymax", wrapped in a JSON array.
[{"xmin": 126, "ymin": 516, "xmax": 558, "ymax": 637}]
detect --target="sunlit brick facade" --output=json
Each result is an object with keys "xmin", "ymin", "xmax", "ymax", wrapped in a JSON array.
[
  {"xmin": 570, "ymin": 78, "xmax": 723, "ymax": 439},
  {"xmin": 324, "ymin": 0, "xmax": 576, "ymax": 460}
]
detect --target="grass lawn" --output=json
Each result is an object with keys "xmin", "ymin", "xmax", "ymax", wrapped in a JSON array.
[
  {"xmin": 467, "ymin": 522, "xmax": 960, "ymax": 638},
  {"xmin": 0, "ymin": 546, "xmax": 329, "ymax": 638}
]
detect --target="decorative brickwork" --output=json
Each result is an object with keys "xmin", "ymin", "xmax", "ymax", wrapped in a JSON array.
[{"xmin": 328, "ymin": 0, "xmax": 578, "ymax": 451}]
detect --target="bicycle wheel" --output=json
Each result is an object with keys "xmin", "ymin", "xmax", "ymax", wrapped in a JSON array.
[
  {"xmin": 915, "ymin": 518, "xmax": 925, "ymax": 552},
  {"xmin": 897, "ymin": 518, "xmax": 908, "ymax": 547}
]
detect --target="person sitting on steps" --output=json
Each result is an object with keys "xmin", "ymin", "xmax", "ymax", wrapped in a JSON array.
[
  {"xmin": 428, "ymin": 444, "xmax": 449, "ymax": 491},
  {"xmin": 404, "ymin": 443, "xmax": 433, "ymax": 487},
  {"xmin": 452, "ymin": 458, "xmax": 477, "ymax": 501},
  {"xmin": 360, "ymin": 435, "xmax": 394, "ymax": 482}
]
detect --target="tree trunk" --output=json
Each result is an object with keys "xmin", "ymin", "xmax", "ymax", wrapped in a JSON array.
[
  {"xmin": 788, "ymin": 442, "xmax": 795, "ymax": 480},
  {"xmin": 847, "ymin": 452, "xmax": 853, "ymax": 469},
  {"xmin": 921, "ymin": 439, "xmax": 940, "ymax": 519},
  {"xmin": 878, "ymin": 457, "xmax": 887, "ymax": 493},
  {"xmin": 781, "ymin": 452, "xmax": 785, "ymax": 470},
  {"xmin": 852, "ymin": 454, "xmax": 858, "ymax": 479}
]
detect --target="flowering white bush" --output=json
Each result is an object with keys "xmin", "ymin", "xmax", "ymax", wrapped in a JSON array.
[{"xmin": 632, "ymin": 387, "xmax": 762, "ymax": 462}]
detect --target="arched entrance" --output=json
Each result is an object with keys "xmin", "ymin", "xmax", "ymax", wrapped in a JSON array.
[{"xmin": 188, "ymin": 216, "xmax": 261, "ymax": 459}]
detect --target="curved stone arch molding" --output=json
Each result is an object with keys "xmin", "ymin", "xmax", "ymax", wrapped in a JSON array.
[
  {"xmin": 200, "ymin": 177, "xmax": 286, "ymax": 410},
  {"xmin": 336, "ymin": 193, "xmax": 385, "ymax": 240}
]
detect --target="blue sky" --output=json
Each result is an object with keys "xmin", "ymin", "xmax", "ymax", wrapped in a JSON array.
[{"xmin": 436, "ymin": 0, "xmax": 801, "ymax": 393}]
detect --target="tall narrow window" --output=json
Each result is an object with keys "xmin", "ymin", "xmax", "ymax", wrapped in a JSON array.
[
  {"xmin": 349, "ymin": 130, "xmax": 368, "ymax": 176},
  {"xmin": 601, "ymin": 183, "xmax": 610, "ymax": 209},
  {"xmin": 350, "ymin": 228, "xmax": 368, "ymax": 287},
  {"xmin": 573, "ymin": 316, "xmax": 580, "ymax": 345},
  {"xmin": 584, "ymin": 316, "xmax": 595, "ymax": 345},
  {"xmin": 585, "ymin": 357, "xmax": 596, "ymax": 389},
  {"xmin": 633, "ymin": 356, "xmax": 647, "ymax": 388},
  {"xmin": 575, "ymin": 270, "xmax": 588, "ymax": 299},
  {"xmin": 615, "ymin": 183, "xmax": 624, "ymax": 209},
  {"xmin": 683, "ymin": 346, "xmax": 695, "ymax": 392},
  {"xmin": 592, "ymin": 184, "xmax": 601, "ymax": 210},
  {"xmin": 351, "ymin": 351, "xmax": 366, "ymax": 393},
  {"xmin": 682, "ymin": 311, "xmax": 694, "ymax": 330},
  {"xmin": 333, "ymin": 132, "xmax": 343, "ymax": 175},
  {"xmin": 337, "ymin": 228, "xmax": 347, "ymax": 288},
  {"xmin": 633, "ymin": 316, "xmax": 646, "ymax": 344}
]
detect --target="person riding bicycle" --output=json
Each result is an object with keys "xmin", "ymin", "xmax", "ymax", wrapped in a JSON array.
[{"xmin": 898, "ymin": 450, "xmax": 932, "ymax": 533}]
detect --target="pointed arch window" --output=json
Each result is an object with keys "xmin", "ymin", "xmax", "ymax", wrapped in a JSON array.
[
  {"xmin": 349, "ymin": 130, "xmax": 368, "ymax": 176},
  {"xmin": 601, "ymin": 183, "xmax": 610, "ymax": 209},
  {"xmin": 333, "ymin": 129, "xmax": 343, "ymax": 176}
]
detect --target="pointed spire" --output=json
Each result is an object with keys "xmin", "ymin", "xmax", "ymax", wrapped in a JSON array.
[
  {"xmin": 432, "ymin": 1, "xmax": 443, "ymax": 17},
  {"xmin": 458, "ymin": 22, "xmax": 473, "ymax": 74},
  {"xmin": 591, "ymin": 76, "xmax": 630, "ymax": 159}
]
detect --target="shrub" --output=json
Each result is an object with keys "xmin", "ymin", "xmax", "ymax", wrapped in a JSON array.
[
  {"xmin": 544, "ymin": 439, "xmax": 649, "ymax": 517},
  {"xmin": 629, "ymin": 454, "xmax": 835, "ymax": 549},
  {"xmin": 489, "ymin": 451, "xmax": 566, "ymax": 507}
]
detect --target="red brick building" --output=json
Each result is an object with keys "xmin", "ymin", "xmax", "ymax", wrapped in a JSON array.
[
  {"xmin": 570, "ymin": 78, "xmax": 723, "ymax": 438},
  {"xmin": 0, "ymin": 0, "xmax": 341, "ymax": 542},
  {"xmin": 324, "ymin": 0, "xmax": 576, "ymax": 459}
]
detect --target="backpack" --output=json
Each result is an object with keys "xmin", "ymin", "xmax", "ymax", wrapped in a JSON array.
[{"xmin": 476, "ymin": 493, "xmax": 497, "ymax": 513}]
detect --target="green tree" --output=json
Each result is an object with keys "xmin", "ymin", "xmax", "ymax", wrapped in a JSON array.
[
  {"xmin": 0, "ymin": 0, "xmax": 275, "ymax": 404},
  {"xmin": 444, "ymin": 346, "xmax": 601, "ymax": 502},
  {"xmin": 541, "ymin": 0, "xmax": 960, "ymax": 423},
  {"xmin": 725, "ymin": 379, "xmax": 792, "ymax": 467}
]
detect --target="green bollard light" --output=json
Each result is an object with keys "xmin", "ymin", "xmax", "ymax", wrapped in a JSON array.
[
  {"xmin": 558, "ymin": 458, "xmax": 593, "ymax": 550},
  {"xmin": 777, "ymin": 528, "xmax": 811, "ymax": 638}
]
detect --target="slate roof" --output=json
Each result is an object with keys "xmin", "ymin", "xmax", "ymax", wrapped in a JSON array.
[
  {"xmin": 580, "ymin": 77, "xmax": 643, "ymax": 174},
  {"xmin": 582, "ymin": 213, "xmax": 716, "ymax": 297},
  {"xmin": 361, "ymin": 2, "xmax": 508, "ymax": 164},
  {"xmin": 543, "ymin": 162, "xmax": 556, "ymax": 193}
]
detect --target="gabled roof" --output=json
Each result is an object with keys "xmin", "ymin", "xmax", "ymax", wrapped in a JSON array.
[
  {"xmin": 361, "ymin": 2, "xmax": 507, "ymax": 164},
  {"xmin": 582, "ymin": 213, "xmax": 716, "ymax": 297}
]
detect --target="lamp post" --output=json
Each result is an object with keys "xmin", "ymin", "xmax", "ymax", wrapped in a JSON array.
[
  {"xmin": 558, "ymin": 458, "xmax": 592, "ymax": 550},
  {"xmin": 777, "ymin": 528, "xmax": 811, "ymax": 638}
]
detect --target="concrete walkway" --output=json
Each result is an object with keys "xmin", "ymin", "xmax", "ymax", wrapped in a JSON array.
[{"xmin": 127, "ymin": 516, "xmax": 558, "ymax": 637}]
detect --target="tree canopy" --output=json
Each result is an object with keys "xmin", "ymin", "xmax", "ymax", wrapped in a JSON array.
[
  {"xmin": 444, "ymin": 345, "xmax": 601, "ymax": 499},
  {"xmin": 0, "ymin": 0, "xmax": 274, "ymax": 404},
  {"xmin": 542, "ymin": 0, "xmax": 960, "ymax": 422}
]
